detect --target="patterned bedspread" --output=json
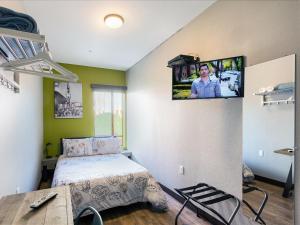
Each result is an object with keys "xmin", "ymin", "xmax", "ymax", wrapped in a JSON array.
[{"xmin": 52, "ymin": 154, "xmax": 168, "ymax": 217}]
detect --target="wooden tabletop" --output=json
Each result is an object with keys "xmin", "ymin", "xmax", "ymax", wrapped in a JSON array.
[
  {"xmin": 274, "ymin": 148, "xmax": 294, "ymax": 156},
  {"xmin": 0, "ymin": 186, "xmax": 73, "ymax": 225}
]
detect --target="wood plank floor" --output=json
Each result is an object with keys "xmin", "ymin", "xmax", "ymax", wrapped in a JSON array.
[
  {"xmin": 77, "ymin": 180, "xmax": 294, "ymax": 225},
  {"xmin": 242, "ymin": 180, "xmax": 294, "ymax": 225},
  {"xmin": 39, "ymin": 179, "xmax": 294, "ymax": 225},
  {"xmin": 79, "ymin": 193, "xmax": 211, "ymax": 225}
]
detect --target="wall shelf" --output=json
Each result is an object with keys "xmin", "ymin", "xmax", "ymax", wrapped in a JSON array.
[
  {"xmin": 253, "ymin": 87, "xmax": 293, "ymax": 96},
  {"xmin": 0, "ymin": 73, "xmax": 19, "ymax": 93},
  {"xmin": 0, "ymin": 28, "xmax": 78, "ymax": 92},
  {"xmin": 253, "ymin": 83, "xmax": 294, "ymax": 106},
  {"xmin": 262, "ymin": 99, "xmax": 294, "ymax": 106}
]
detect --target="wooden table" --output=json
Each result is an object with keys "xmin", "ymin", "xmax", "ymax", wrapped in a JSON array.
[{"xmin": 0, "ymin": 186, "xmax": 73, "ymax": 225}]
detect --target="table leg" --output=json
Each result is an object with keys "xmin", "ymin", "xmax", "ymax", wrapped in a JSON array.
[{"xmin": 282, "ymin": 163, "xmax": 293, "ymax": 198}]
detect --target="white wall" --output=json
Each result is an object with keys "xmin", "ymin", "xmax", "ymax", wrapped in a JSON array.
[
  {"xmin": 0, "ymin": 70, "xmax": 43, "ymax": 196},
  {"xmin": 0, "ymin": 0, "xmax": 25, "ymax": 12},
  {"xmin": 127, "ymin": 1, "xmax": 300, "ymax": 201},
  {"xmin": 0, "ymin": 1, "xmax": 43, "ymax": 196},
  {"xmin": 243, "ymin": 55, "xmax": 295, "ymax": 182}
]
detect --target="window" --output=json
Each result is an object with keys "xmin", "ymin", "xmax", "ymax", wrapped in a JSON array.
[{"xmin": 93, "ymin": 88, "xmax": 126, "ymax": 146}]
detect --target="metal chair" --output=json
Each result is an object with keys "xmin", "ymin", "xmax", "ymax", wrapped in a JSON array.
[{"xmin": 74, "ymin": 206, "xmax": 104, "ymax": 225}]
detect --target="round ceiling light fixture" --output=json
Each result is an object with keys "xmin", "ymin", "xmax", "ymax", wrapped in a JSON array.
[{"xmin": 104, "ymin": 14, "xmax": 124, "ymax": 29}]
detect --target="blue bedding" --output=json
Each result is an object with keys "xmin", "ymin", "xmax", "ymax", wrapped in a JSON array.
[{"xmin": 0, "ymin": 7, "xmax": 38, "ymax": 33}]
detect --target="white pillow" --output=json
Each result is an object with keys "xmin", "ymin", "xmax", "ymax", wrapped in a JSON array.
[
  {"xmin": 90, "ymin": 137, "xmax": 121, "ymax": 155},
  {"xmin": 63, "ymin": 138, "xmax": 92, "ymax": 157}
]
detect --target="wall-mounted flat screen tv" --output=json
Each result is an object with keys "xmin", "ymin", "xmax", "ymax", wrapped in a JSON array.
[{"xmin": 172, "ymin": 56, "xmax": 244, "ymax": 100}]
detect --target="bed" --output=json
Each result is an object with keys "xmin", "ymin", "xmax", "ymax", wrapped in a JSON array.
[{"xmin": 51, "ymin": 137, "xmax": 168, "ymax": 217}]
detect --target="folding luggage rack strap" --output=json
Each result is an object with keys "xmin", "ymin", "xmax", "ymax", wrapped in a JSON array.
[
  {"xmin": 175, "ymin": 183, "xmax": 241, "ymax": 225},
  {"xmin": 243, "ymin": 184, "xmax": 268, "ymax": 225}
]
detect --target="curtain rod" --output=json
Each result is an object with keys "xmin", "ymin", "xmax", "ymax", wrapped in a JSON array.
[{"xmin": 91, "ymin": 84, "xmax": 127, "ymax": 90}]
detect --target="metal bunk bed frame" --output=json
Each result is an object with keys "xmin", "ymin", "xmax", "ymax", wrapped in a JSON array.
[{"xmin": 175, "ymin": 183, "xmax": 241, "ymax": 225}]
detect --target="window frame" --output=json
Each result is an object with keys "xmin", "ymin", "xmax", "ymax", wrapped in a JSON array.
[{"xmin": 92, "ymin": 88, "xmax": 126, "ymax": 146}]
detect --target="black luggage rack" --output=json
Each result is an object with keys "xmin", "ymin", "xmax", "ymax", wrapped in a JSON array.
[
  {"xmin": 243, "ymin": 184, "xmax": 268, "ymax": 225},
  {"xmin": 175, "ymin": 183, "xmax": 240, "ymax": 225}
]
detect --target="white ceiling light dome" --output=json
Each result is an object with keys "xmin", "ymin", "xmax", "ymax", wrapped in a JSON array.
[{"xmin": 104, "ymin": 14, "xmax": 124, "ymax": 29}]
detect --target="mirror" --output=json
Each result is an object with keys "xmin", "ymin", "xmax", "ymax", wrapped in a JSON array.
[{"xmin": 242, "ymin": 55, "xmax": 295, "ymax": 225}]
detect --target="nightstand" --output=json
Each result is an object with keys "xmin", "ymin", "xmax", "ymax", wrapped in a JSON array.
[
  {"xmin": 122, "ymin": 150, "xmax": 132, "ymax": 159},
  {"xmin": 41, "ymin": 157, "xmax": 58, "ymax": 181}
]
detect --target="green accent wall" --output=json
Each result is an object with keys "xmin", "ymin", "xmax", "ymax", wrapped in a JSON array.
[{"xmin": 43, "ymin": 63, "xmax": 126, "ymax": 156}]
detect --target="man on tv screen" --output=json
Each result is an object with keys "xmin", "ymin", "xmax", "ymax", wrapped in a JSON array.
[{"xmin": 190, "ymin": 64, "xmax": 221, "ymax": 98}]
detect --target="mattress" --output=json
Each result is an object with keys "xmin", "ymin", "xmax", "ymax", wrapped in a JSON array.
[{"xmin": 52, "ymin": 154, "xmax": 168, "ymax": 217}]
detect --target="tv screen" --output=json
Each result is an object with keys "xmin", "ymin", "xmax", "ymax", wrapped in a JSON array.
[{"xmin": 172, "ymin": 56, "xmax": 244, "ymax": 100}]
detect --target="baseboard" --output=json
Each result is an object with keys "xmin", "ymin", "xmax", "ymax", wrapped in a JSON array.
[
  {"xmin": 254, "ymin": 174, "xmax": 294, "ymax": 189},
  {"xmin": 159, "ymin": 183, "xmax": 225, "ymax": 225}
]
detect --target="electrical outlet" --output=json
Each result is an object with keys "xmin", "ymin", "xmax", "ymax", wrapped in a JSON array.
[
  {"xmin": 16, "ymin": 186, "xmax": 20, "ymax": 194},
  {"xmin": 258, "ymin": 150, "xmax": 264, "ymax": 157},
  {"xmin": 179, "ymin": 165, "xmax": 184, "ymax": 175}
]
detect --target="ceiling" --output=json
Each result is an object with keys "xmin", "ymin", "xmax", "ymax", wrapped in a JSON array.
[{"xmin": 21, "ymin": 1, "xmax": 215, "ymax": 71}]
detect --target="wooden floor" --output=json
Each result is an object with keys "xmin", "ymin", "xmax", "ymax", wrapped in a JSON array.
[
  {"xmin": 243, "ymin": 180, "xmax": 294, "ymax": 225},
  {"xmin": 39, "ymin": 179, "xmax": 294, "ymax": 225},
  {"xmin": 79, "ymin": 193, "xmax": 211, "ymax": 225}
]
